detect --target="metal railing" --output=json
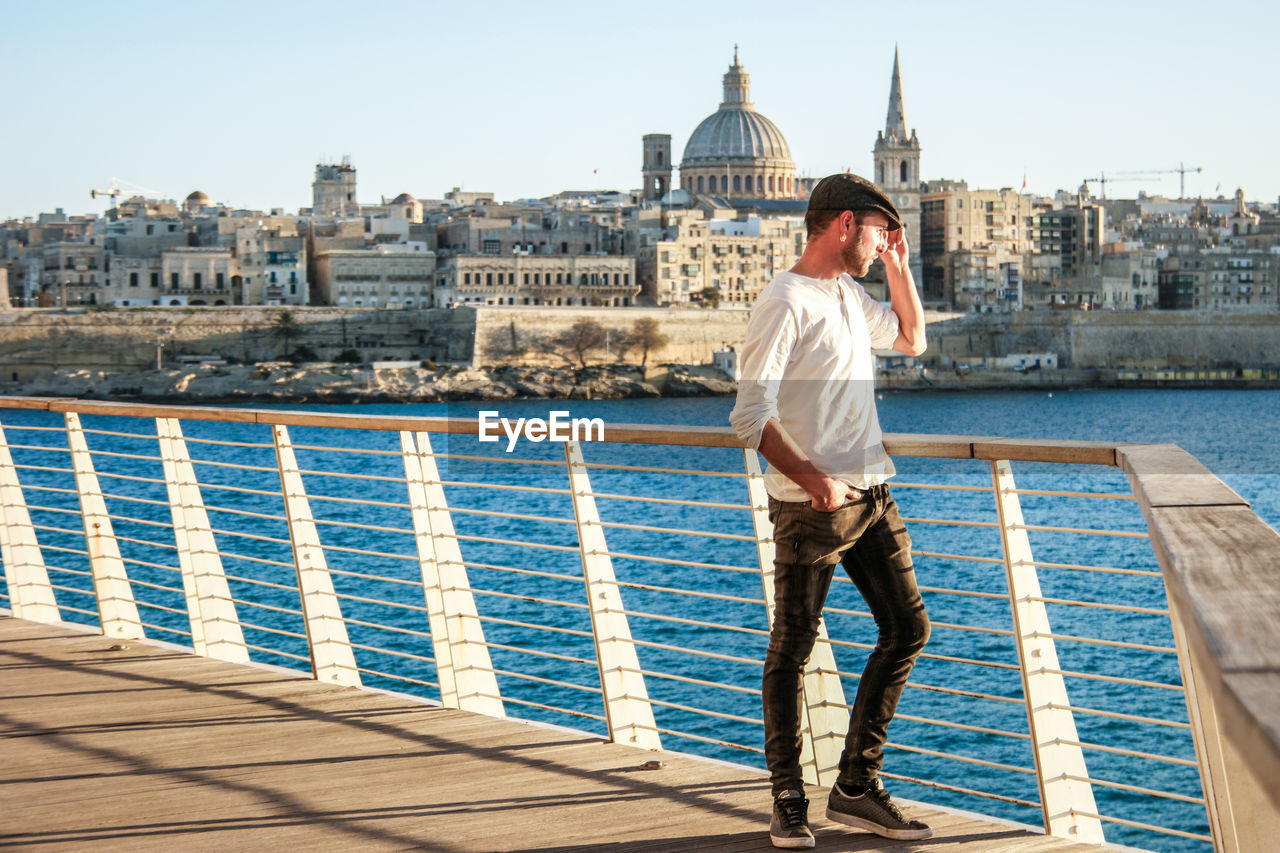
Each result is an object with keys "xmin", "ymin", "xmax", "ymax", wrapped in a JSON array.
[{"xmin": 1, "ymin": 396, "xmax": 1276, "ymax": 852}]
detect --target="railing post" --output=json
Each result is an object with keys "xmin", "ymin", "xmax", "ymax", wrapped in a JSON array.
[
  {"xmin": 156, "ymin": 417, "xmax": 247, "ymax": 663},
  {"xmin": 0, "ymin": 417, "xmax": 60, "ymax": 623},
  {"xmin": 400, "ymin": 430, "xmax": 504, "ymax": 717},
  {"xmin": 565, "ymin": 440, "xmax": 661, "ymax": 750},
  {"xmin": 991, "ymin": 459, "xmax": 1104, "ymax": 844},
  {"xmin": 746, "ymin": 448, "xmax": 848, "ymax": 787},
  {"xmin": 65, "ymin": 412, "xmax": 143, "ymax": 639},
  {"xmin": 272, "ymin": 424, "xmax": 360, "ymax": 687}
]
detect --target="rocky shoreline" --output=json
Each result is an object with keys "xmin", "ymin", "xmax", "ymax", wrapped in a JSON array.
[
  {"xmin": 4, "ymin": 362, "xmax": 1271, "ymax": 405},
  {"xmin": 4, "ymin": 363, "xmax": 739, "ymax": 404}
]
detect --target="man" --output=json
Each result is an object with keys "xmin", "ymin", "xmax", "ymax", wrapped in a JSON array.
[{"xmin": 729, "ymin": 173, "xmax": 932, "ymax": 848}]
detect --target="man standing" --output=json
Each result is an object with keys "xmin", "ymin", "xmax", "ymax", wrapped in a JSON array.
[{"xmin": 730, "ymin": 173, "xmax": 931, "ymax": 848}]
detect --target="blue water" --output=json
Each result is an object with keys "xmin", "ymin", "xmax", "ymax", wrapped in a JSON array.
[{"xmin": 2, "ymin": 389, "xmax": 1276, "ymax": 852}]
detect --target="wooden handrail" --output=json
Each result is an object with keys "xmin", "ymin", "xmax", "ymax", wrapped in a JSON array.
[
  {"xmin": 0, "ymin": 396, "xmax": 1136, "ymax": 464},
  {"xmin": 1120, "ymin": 443, "xmax": 1280, "ymax": 845}
]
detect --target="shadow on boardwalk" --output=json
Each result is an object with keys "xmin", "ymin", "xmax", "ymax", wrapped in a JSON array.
[{"xmin": 0, "ymin": 616, "xmax": 1093, "ymax": 852}]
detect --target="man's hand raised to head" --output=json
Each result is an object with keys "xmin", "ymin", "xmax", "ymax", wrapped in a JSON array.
[{"xmin": 880, "ymin": 228, "xmax": 911, "ymax": 280}]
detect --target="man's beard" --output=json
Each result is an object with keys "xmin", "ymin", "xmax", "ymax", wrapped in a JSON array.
[{"xmin": 841, "ymin": 238, "xmax": 876, "ymax": 278}]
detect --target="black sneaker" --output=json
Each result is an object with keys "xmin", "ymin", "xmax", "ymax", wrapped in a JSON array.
[
  {"xmin": 769, "ymin": 789, "xmax": 815, "ymax": 849},
  {"xmin": 825, "ymin": 779, "xmax": 932, "ymax": 840}
]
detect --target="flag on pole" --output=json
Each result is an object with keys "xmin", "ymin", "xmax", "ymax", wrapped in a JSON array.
[{"xmin": 1021, "ymin": 172, "xmax": 1027, "ymax": 192}]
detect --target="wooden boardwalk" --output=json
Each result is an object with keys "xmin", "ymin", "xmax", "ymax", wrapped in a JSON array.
[{"xmin": 0, "ymin": 616, "xmax": 1102, "ymax": 852}]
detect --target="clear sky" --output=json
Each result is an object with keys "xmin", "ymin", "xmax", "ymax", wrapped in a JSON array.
[{"xmin": 2, "ymin": 0, "xmax": 1276, "ymax": 221}]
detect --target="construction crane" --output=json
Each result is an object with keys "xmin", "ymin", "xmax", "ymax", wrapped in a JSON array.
[
  {"xmin": 1080, "ymin": 173, "xmax": 1148, "ymax": 199},
  {"xmin": 90, "ymin": 177, "xmax": 163, "ymax": 201},
  {"xmin": 1113, "ymin": 163, "xmax": 1203, "ymax": 199}
]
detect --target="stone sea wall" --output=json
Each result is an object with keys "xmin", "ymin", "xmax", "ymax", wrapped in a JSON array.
[
  {"xmin": 3, "ymin": 306, "xmax": 1278, "ymax": 394},
  {"xmin": 928, "ymin": 310, "xmax": 1280, "ymax": 369}
]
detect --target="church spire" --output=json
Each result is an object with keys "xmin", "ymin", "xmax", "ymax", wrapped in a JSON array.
[
  {"xmin": 721, "ymin": 46, "xmax": 752, "ymax": 108},
  {"xmin": 884, "ymin": 45, "xmax": 908, "ymax": 140}
]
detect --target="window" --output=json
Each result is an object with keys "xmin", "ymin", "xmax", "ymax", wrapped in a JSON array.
[
  {"xmin": 524, "ymin": 273, "xmax": 530, "ymax": 285},
  {"xmin": 171, "ymin": 273, "xmax": 179, "ymax": 288},
  {"xmin": 656, "ymin": 150, "xmax": 663, "ymax": 165},
  {"xmin": 464, "ymin": 273, "xmax": 471, "ymax": 285},
  {"xmin": 733, "ymin": 175, "xmax": 741, "ymax": 193},
  {"xmin": 483, "ymin": 239, "xmax": 500, "ymax": 254},
  {"xmin": 216, "ymin": 273, "xmax": 224, "ymax": 289},
  {"xmin": 561, "ymin": 242, "xmax": 568, "ymax": 254},
  {"xmin": 129, "ymin": 272, "xmax": 138, "ymax": 288},
  {"xmin": 744, "ymin": 175, "xmax": 752, "ymax": 193},
  {"xmin": 486, "ymin": 273, "xmax": 493, "ymax": 286},
  {"xmin": 151, "ymin": 272, "xmax": 159, "ymax": 288},
  {"xmin": 697, "ymin": 176, "xmax": 704, "ymax": 193}
]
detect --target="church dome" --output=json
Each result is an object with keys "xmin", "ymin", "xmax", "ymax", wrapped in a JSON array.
[
  {"xmin": 681, "ymin": 50, "xmax": 793, "ymax": 167},
  {"xmin": 185, "ymin": 190, "xmax": 210, "ymax": 203},
  {"xmin": 679, "ymin": 50, "xmax": 797, "ymax": 199},
  {"xmin": 682, "ymin": 109, "xmax": 792, "ymax": 166},
  {"xmin": 391, "ymin": 192, "xmax": 416, "ymax": 204}
]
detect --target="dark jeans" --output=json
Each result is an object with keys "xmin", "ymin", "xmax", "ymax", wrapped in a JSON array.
[{"xmin": 763, "ymin": 485, "xmax": 929, "ymax": 795}]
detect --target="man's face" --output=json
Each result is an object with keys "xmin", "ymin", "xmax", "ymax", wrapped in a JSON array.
[{"xmin": 840, "ymin": 212, "xmax": 891, "ymax": 277}]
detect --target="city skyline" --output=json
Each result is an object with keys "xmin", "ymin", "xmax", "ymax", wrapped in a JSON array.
[{"xmin": 2, "ymin": 0, "xmax": 1277, "ymax": 221}]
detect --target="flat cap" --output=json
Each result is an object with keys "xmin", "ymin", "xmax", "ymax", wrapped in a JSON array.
[{"xmin": 806, "ymin": 173, "xmax": 902, "ymax": 229}]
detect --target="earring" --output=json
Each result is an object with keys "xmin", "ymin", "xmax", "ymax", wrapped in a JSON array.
[{"xmin": 839, "ymin": 234, "xmax": 847, "ymax": 242}]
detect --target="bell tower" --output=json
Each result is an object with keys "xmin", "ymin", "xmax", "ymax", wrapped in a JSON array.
[
  {"xmin": 873, "ymin": 47, "xmax": 922, "ymax": 286},
  {"xmin": 642, "ymin": 133, "xmax": 673, "ymax": 202}
]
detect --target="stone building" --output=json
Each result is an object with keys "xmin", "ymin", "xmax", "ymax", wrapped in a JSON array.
[
  {"xmin": 233, "ymin": 221, "xmax": 308, "ymax": 306},
  {"xmin": 1200, "ymin": 246, "xmax": 1278, "ymax": 309},
  {"xmin": 312, "ymin": 158, "xmax": 359, "ymax": 217},
  {"xmin": 1100, "ymin": 243, "xmax": 1162, "ymax": 310},
  {"xmin": 103, "ymin": 255, "xmax": 164, "ymax": 306},
  {"xmin": 1033, "ymin": 203, "xmax": 1104, "ymax": 281},
  {"xmin": 642, "ymin": 134, "xmax": 672, "ymax": 202},
  {"xmin": 641, "ymin": 210, "xmax": 804, "ymax": 307},
  {"xmin": 677, "ymin": 50, "xmax": 797, "ymax": 200},
  {"xmin": 32, "ymin": 240, "xmax": 106, "ymax": 306},
  {"xmin": 158, "ymin": 247, "xmax": 239, "ymax": 305},
  {"xmin": 434, "ymin": 254, "xmax": 636, "ymax": 307},
  {"xmin": 312, "ymin": 243, "xmax": 436, "ymax": 308},
  {"xmin": 874, "ymin": 47, "xmax": 923, "ymax": 286},
  {"xmin": 920, "ymin": 182, "xmax": 1035, "ymax": 310}
]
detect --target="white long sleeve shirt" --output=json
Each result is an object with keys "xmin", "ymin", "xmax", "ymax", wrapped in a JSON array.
[{"xmin": 729, "ymin": 270, "xmax": 900, "ymax": 501}]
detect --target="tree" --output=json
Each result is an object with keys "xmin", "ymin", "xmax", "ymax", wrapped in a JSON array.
[
  {"xmin": 272, "ymin": 310, "xmax": 299, "ymax": 361},
  {"xmin": 630, "ymin": 317, "xmax": 670, "ymax": 367},
  {"xmin": 698, "ymin": 286, "xmax": 722, "ymax": 309},
  {"xmin": 559, "ymin": 318, "xmax": 607, "ymax": 368}
]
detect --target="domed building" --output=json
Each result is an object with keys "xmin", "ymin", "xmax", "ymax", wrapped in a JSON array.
[
  {"xmin": 183, "ymin": 190, "xmax": 211, "ymax": 215},
  {"xmin": 679, "ymin": 50, "xmax": 797, "ymax": 200}
]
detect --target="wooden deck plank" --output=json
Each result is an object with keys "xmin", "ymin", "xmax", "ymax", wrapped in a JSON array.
[{"xmin": 1, "ymin": 616, "xmax": 1104, "ymax": 852}]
